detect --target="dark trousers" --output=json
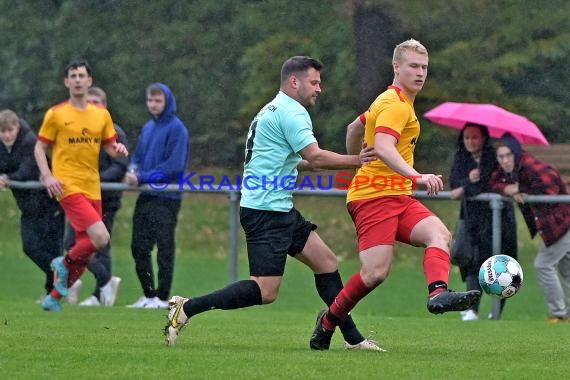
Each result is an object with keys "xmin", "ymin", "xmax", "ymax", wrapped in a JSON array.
[
  {"xmin": 131, "ymin": 195, "xmax": 181, "ymax": 301},
  {"xmin": 63, "ymin": 206, "xmax": 119, "ymax": 298},
  {"xmin": 21, "ymin": 206, "xmax": 64, "ymax": 294}
]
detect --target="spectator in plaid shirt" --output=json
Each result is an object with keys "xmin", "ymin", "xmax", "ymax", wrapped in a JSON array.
[{"xmin": 490, "ymin": 132, "xmax": 570, "ymax": 323}]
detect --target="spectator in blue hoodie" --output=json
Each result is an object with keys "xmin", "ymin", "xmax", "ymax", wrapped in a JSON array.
[{"xmin": 125, "ymin": 83, "xmax": 189, "ymax": 309}]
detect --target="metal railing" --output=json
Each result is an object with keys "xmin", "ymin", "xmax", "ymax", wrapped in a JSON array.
[{"xmin": 6, "ymin": 181, "xmax": 570, "ymax": 283}]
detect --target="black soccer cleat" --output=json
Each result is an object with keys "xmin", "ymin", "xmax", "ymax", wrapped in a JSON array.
[
  {"xmin": 427, "ymin": 290, "xmax": 481, "ymax": 315},
  {"xmin": 310, "ymin": 309, "xmax": 334, "ymax": 350}
]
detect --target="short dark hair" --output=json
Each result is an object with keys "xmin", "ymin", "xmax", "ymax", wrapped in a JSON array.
[
  {"xmin": 64, "ymin": 60, "xmax": 92, "ymax": 77},
  {"xmin": 280, "ymin": 56, "xmax": 323, "ymax": 83}
]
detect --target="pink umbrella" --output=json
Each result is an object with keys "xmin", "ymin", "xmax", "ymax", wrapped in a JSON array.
[{"xmin": 424, "ymin": 102, "xmax": 549, "ymax": 146}]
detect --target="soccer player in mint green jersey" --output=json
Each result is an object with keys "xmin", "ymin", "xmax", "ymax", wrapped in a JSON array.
[{"xmin": 165, "ymin": 56, "xmax": 382, "ymax": 351}]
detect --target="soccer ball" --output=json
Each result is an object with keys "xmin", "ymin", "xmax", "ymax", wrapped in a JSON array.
[{"xmin": 478, "ymin": 255, "xmax": 524, "ymax": 299}]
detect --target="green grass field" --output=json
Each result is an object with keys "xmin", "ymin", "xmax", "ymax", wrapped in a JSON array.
[{"xmin": 0, "ymin": 192, "xmax": 569, "ymax": 379}]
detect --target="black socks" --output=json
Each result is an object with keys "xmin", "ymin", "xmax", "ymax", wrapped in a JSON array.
[
  {"xmin": 183, "ymin": 279, "xmax": 262, "ymax": 318},
  {"xmin": 314, "ymin": 271, "xmax": 365, "ymax": 345}
]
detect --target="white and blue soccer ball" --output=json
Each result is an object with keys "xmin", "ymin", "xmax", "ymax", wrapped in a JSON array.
[{"xmin": 478, "ymin": 255, "xmax": 524, "ymax": 299}]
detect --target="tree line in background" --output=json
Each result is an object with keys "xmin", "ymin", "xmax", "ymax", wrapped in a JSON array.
[{"xmin": 1, "ymin": 0, "xmax": 568, "ymax": 173}]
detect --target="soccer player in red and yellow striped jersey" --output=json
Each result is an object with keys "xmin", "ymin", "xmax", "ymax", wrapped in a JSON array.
[
  {"xmin": 310, "ymin": 39, "xmax": 481, "ymax": 349},
  {"xmin": 34, "ymin": 60, "xmax": 128, "ymax": 311}
]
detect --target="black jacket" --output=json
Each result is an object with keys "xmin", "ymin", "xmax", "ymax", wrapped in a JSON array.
[
  {"xmin": 99, "ymin": 124, "xmax": 129, "ymax": 209},
  {"xmin": 0, "ymin": 119, "xmax": 59, "ymax": 216},
  {"xmin": 449, "ymin": 126, "xmax": 518, "ymax": 278}
]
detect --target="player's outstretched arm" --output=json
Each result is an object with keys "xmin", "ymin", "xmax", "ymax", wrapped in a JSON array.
[
  {"xmin": 299, "ymin": 142, "xmax": 375, "ymax": 171},
  {"xmin": 373, "ymin": 133, "xmax": 443, "ymax": 195},
  {"xmin": 103, "ymin": 141, "xmax": 129, "ymax": 158}
]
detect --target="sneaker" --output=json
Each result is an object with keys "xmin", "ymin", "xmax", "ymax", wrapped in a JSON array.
[
  {"xmin": 100, "ymin": 276, "xmax": 121, "ymax": 306},
  {"xmin": 143, "ymin": 296, "xmax": 169, "ymax": 309},
  {"xmin": 154, "ymin": 297, "xmax": 169, "ymax": 309},
  {"xmin": 51, "ymin": 256, "xmax": 69, "ymax": 298},
  {"xmin": 41, "ymin": 294, "xmax": 62, "ymax": 312},
  {"xmin": 35, "ymin": 294, "xmax": 47, "ymax": 305},
  {"xmin": 67, "ymin": 280, "xmax": 83, "ymax": 305},
  {"xmin": 427, "ymin": 290, "xmax": 481, "ymax": 314},
  {"xmin": 547, "ymin": 315, "xmax": 570, "ymax": 324},
  {"xmin": 164, "ymin": 296, "xmax": 190, "ymax": 347},
  {"xmin": 79, "ymin": 295, "xmax": 101, "ymax": 307},
  {"xmin": 461, "ymin": 309, "xmax": 479, "ymax": 321},
  {"xmin": 345, "ymin": 337, "xmax": 387, "ymax": 352},
  {"xmin": 126, "ymin": 296, "xmax": 154, "ymax": 308},
  {"xmin": 309, "ymin": 309, "xmax": 334, "ymax": 351}
]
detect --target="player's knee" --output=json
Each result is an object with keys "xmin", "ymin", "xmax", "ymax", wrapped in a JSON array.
[
  {"xmin": 432, "ymin": 227, "xmax": 452, "ymax": 248},
  {"xmin": 315, "ymin": 254, "xmax": 338, "ymax": 273},
  {"xmin": 362, "ymin": 266, "xmax": 390, "ymax": 287},
  {"xmin": 91, "ymin": 230, "xmax": 110, "ymax": 251},
  {"xmin": 443, "ymin": 228, "xmax": 452, "ymax": 246}
]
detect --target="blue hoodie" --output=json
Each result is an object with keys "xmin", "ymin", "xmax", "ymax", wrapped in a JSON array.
[{"xmin": 132, "ymin": 83, "xmax": 190, "ymax": 200}]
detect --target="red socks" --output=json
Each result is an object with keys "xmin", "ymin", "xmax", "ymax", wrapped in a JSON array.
[
  {"xmin": 323, "ymin": 272, "xmax": 372, "ymax": 331},
  {"xmin": 68, "ymin": 233, "xmax": 97, "ymax": 262},
  {"xmin": 423, "ymin": 247, "xmax": 450, "ymax": 297}
]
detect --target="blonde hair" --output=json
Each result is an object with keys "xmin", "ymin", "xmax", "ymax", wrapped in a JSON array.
[
  {"xmin": 87, "ymin": 86, "xmax": 107, "ymax": 106},
  {"xmin": 0, "ymin": 109, "xmax": 19, "ymax": 130},
  {"xmin": 393, "ymin": 39, "xmax": 428, "ymax": 63}
]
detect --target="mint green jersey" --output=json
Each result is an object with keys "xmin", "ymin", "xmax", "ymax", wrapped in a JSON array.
[{"xmin": 240, "ymin": 91, "xmax": 317, "ymax": 211}]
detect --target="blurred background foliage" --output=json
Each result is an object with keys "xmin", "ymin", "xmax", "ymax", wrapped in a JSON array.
[{"xmin": 0, "ymin": 0, "xmax": 568, "ymax": 175}]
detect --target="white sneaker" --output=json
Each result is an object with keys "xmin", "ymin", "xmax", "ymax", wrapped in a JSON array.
[
  {"xmin": 100, "ymin": 276, "xmax": 121, "ymax": 306},
  {"xmin": 79, "ymin": 295, "xmax": 101, "ymax": 307},
  {"xmin": 461, "ymin": 309, "xmax": 479, "ymax": 321},
  {"xmin": 164, "ymin": 296, "xmax": 190, "ymax": 347},
  {"xmin": 143, "ymin": 296, "xmax": 169, "ymax": 309},
  {"xmin": 345, "ymin": 337, "xmax": 387, "ymax": 352},
  {"xmin": 126, "ymin": 296, "xmax": 154, "ymax": 308},
  {"xmin": 67, "ymin": 280, "xmax": 83, "ymax": 305}
]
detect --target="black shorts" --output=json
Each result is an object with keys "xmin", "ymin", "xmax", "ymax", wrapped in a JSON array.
[{"xmin": 240, "ymin": 207, "xmax": 317, "ymax": 276}]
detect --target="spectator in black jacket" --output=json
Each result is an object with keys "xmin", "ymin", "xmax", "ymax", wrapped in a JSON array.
[
  {"xmin": 0, "ymin": 109, "xmax": 64, "ymax": 300},
  {"xmin": 449, "ymin": 123, "xmax": 518, "ymax": 321},
  {"xmin": 64, "ymin": 87, "xmax": 128, "ymax": 307}
]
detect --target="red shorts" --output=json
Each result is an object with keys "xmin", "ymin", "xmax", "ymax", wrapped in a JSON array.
[
  {"xmin": 347, "ymin": 195, "xmax": 434, "ymax": 251},
  {"xmin": 59, "ymin": 193, "xmax": 102, "ymax": 233}
]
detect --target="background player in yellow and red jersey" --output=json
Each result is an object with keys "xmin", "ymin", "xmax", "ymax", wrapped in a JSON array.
[
  {"xmin": 34, "ymin": 60, "xmax": 128, "ymax": 311},
  {"xmin": 310, "ymin": 39, "xmax": 481, "ymax": 350}
]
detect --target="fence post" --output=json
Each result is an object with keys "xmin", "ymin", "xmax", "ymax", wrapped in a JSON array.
[
  {"xmin": 489, "ymin": 194, "xmax": 504, "ymax": 320},
  {"xmin": 228, "ymin": 190, "xmax": 240, "ymax": 283},
  {"xmin": 489, "ymin": 194, "xmax": 503, "ymax": 256}
]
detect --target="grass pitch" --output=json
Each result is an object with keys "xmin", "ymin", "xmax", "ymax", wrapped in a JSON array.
[{"xmin": 0, "ymin": 193, "xmax": 569, "ymax": 379}]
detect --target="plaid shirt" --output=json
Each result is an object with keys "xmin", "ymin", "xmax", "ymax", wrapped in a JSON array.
[{"xmin": 490, "ymin": 151, "xmax": 570, "ymax": 246}]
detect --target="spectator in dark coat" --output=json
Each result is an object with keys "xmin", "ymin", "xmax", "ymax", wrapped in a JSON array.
[
  {"xmin": 491, "ymin": 132, "xmax": 570, "ymax": 323},
  {"xmin": 450, "ymin": 123, "xmax": 518, "ymax": 321},
  {"xmin": 0, "ymin": 109, "xmax": 64, "ymax": 299}
]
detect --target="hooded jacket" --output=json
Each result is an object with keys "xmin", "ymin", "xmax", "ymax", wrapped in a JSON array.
[
  {"xmin": 0, "ymin": 119, "xmax": 59, "ymax": 216},
  {"xmin": 490, "ymin": 133, "xmax": 570, "ymax": 246},
  {"xmin": 131, "ymin": 83, "xmax": 190, "ymax": 200}
]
